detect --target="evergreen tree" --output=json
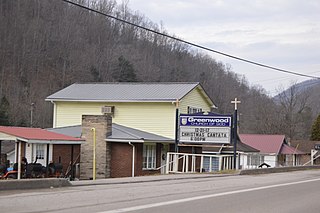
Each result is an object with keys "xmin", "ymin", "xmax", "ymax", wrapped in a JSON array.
[
  {"xmin": 0, "ymin": 96, "xmax": 10, "ymax": 126},
  {"xmin": 113, "ymin": 56, "xmax": 138, "ymax": 82},
  {"xmin": 310, "ymin": 114, "xmax": 320, "ymax": 141}
]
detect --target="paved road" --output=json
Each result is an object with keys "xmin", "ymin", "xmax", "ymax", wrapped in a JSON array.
[{"xmin": 1, "ymin": 170, "xmax": 320, "ymax": 213}]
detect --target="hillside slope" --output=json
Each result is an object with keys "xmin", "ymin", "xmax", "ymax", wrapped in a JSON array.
[{"xmin": 0, "ymin": 0, "xmax": 302, "ymax": 137}]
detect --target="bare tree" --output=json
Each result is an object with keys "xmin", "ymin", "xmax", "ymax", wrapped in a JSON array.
[
  {"xmin": 275, "ymin": 82, "xmax": 312, "ymax": 139},
  {"xmin": 1, "ymin": 0, "xmax": 313, "ymax": 138}
]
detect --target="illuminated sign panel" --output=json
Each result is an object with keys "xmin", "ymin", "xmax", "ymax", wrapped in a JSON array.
[{"xmin": 179, "ymin": 115, "xmax": 232, "ymax": 144}]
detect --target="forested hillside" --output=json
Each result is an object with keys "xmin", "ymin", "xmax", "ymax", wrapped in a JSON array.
[{"xmin": 0, "ymin": 0, "xmax": 317, "ymax": 139}]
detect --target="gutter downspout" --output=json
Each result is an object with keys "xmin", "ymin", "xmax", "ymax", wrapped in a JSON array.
[
  {"xmin": 51, "ymin": 101, "xmax": 57, "ymax": 128},
  {"xmin": 129, "ymin": 142, "xmax": 135, "ymax": 177}
]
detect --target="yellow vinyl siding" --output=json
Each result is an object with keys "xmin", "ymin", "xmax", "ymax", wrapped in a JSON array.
[
  {"xmin": 55, "ymin": 102, "xmax": 101, "ymax": 127},
  {"xmin": 55, "ymin": 101, "xmax": 176, "ymax": 138},
  {"xmin": 179, "ymin": 87, "xmax": 212, "ymax": 114},
  {"xmin": 54, "ymin": 86, "xmax": 212, "ymax": 139}
]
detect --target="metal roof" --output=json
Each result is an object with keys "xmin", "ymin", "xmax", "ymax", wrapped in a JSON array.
[
  {"xmin": 48, "ymin": 124, "xmax": 174, "ymax": 143},
  {"xmin": 0, "ymin": 126, "xmax": 83, "ymax": 144},
  {"xmin": 47, "ymin": 125, "xmax": 82, "ymax": 138},
  {"xmin": 45, "ymin": 82, "xmax": 214, "ymax": 106},
  {"xmin": 240, "ymin": 134, "xmax": 285, "ymax": 154},
  {"xmin": 239, "ymin": 134, "xmax": 304, "ymax": 155},
  {"xmin": 109, "ymin": 124, "xmax": 173, "ymax": 143},
  {"xmin": 202, "ymin": 141, "xmax": 259, "ymax": 154},
  {"xmin": 280, "ymin": 144, "xmax": 305, "ymax": 155},
  {"xmin": 239, "ymin": 134, "xmax": 285, "ymax": 154}
]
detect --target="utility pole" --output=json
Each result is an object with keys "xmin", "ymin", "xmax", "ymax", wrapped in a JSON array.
[
  {"xmin": 30, "ymin": 103, "xmax": 35, "ymax": 127},
  {"xmin": 231, "ymin": 98, "xmax": 241, "ymax": 169}
]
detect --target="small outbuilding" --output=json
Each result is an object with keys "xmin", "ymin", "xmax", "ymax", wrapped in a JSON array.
[{"xmin": 0, "ymin": 126, "xmax": 83, "ymax": 179}]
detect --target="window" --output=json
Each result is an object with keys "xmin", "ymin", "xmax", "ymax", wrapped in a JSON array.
[
  {"xmin": 36, "ymin": 144, "xmax": 45, "ymax": 159},
  {"xmin": 187, "ymin": 106, "xmax": 202, "ymax": 114},
  {"xmin": 143, "ymin": 144, "xmax": 156, "ymax": 169},
  {"xmin": 247, "ymin": 154, "xmax": 264, "ymax": 166}
]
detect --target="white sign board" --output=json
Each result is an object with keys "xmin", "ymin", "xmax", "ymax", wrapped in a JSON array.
[{"xmin": 179, "ymin": 115, "xmax": 232, "ymax": 144}]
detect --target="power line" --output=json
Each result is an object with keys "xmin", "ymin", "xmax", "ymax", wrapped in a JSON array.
[
  {"xmin": 61, "ymin": 0, "xmax": 320, "ymax": 80},
  {"xmin": 253, "ymin": 70, "xmax": 320, "ymax": 84}
]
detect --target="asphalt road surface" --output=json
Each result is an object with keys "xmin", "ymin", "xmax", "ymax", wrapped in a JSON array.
[{"xmin": 1, "ymin": 170, "xmax": 320, "ymax": 213}]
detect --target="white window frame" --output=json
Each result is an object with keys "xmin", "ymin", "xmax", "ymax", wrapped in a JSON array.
[
  {"xmin": 187, "ymin": 106, "xmax": 202, "ymax": 114},
  {"xmin": 143, "ymin": 143, "xmax": 156, "ymax": 170},
  {"xmin": 35, "ymin": 144, "xmax": 45, "ymax": 160},
  {"xmin": 247, "ymin": 154, "xmax": 264, "ymax": 166}
]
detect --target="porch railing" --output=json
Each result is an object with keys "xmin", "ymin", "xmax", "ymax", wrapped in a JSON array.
[{"xmin": 165, "ymin": 152, "xmax": 235, "ymax": 174}]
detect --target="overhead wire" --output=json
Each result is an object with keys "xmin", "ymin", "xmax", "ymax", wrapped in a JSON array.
[
  {"xmin": 252, "ymin": 70, "xmax": 320, "ymax": 84},
  {"xmin": 61, "ymin": 0, "xmax": 320, "ymax": 80}
]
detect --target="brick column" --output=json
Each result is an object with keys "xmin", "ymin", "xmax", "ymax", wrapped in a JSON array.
[{"xmin": 80, "ymin": 115, "xmax": 112, "ymax": 179}]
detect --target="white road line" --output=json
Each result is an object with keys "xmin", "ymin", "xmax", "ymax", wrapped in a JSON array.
[{"xmin": 99, "ymin": 178, "xmax": 320, "ymax": 213}]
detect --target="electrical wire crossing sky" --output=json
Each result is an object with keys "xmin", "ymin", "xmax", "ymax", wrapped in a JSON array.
[{"xmin": 63, "ymin": 0, "xmax": 320, "ymax": 95}]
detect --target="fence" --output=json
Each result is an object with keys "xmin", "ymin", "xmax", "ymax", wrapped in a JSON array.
[{"xmin": 165, "ymin": 152, "xmax": 235, "ymax": 174}]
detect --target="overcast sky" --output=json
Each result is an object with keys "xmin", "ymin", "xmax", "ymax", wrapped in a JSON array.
[{"xmin": 117, "ymin": 0, "xmax": 320, "ymax": 95}]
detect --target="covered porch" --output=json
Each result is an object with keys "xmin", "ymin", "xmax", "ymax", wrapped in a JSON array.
[{"xmin": 0, "ymin": 126, "xmax": 83, "ymax": 179}]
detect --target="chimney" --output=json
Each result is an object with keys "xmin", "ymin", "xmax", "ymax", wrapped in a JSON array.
[{"xmin": 80, "ymin": 115, "xmax": 112, "ymax": 179}]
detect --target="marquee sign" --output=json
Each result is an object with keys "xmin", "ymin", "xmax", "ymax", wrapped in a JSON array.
[{"xmin": 179, "ymin": 114, "xmax": 232, "ymax": 144}]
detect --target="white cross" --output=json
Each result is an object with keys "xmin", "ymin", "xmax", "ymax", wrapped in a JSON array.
[{"xmin": 231, "ymin": 98, "xmax": 241, "ymax": 110}]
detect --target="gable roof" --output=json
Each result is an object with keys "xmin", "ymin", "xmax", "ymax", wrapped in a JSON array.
[
  {"xmin": 47, "ymin": 125, "xmax": 82, "ymax": 138},
  {"xmin": 0, "ymin": 126, "xmax": 83, "ymax": 144},
  {"xmin": 239, "ymin": 134, "xmax": 286, "ymax": 154},
  {"xmin": 47, "ymin": 124, "xmax": 174, "ymax": 143},
  {"xmin": 239, "ymin": 134, "xmax": 304, "ymax": 154},
  {"xmin": 280, "ymin": 144, "xmax": 305, "ymax": 155},
  {"xmin": 45, "ymin": 82, "xmax": 214, "ymax": 106},
  {"xmin": 109, "ymin": 123, "xmax": 173, "ymax": 142}
]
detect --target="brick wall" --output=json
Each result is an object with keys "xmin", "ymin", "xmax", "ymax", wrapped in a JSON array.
[
  {"xmin": 300, "ymin": 154, "xmax": 320, "ymax": 165},
  {"xmin": 110, "ymin": 142, "xmax": 132, "ymax": 178},
  {"xmin": 110, "ymin": 142, "xmax": 162, "ymax": 178},
  {"xmin": 110, "ymin": 143, "xmax": 203, "ymax": 177},
  {"xmin": 52, "ymin": 144, "xmax": 80, "ymax": 177},
  {"xmin": 81, "ymin": 115, "xmax": 112, "ymax": 179}
]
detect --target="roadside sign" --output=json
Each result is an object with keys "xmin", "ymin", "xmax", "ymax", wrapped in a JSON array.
[{"xmin": 179, "ymin": 114, "xmax": 232, "ymax": 144}]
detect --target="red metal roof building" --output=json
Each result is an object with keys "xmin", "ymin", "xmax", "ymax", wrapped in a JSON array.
[
  {"xmin": 0, "ymin": 126, "xmax": 83, "ymax": 179},
  {"xmin": 239, "ymin": 134, "xmax": 305, "ymax": 168},
  {"xmin": 239, "ymin": 134, "xmax": 304, "ymax": 155},
  {"xmin": 0, "ymin": 126, "xmax": 83, "ymax": 143}
]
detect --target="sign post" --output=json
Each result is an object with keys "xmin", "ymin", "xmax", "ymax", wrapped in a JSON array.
[
  {"xmin": 231, "ymin": 98, "xmax": 241, "ymax": 170},
  {"xmin": 175, "ymin": 99, "xmax": 179, "ymax": 153}
]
